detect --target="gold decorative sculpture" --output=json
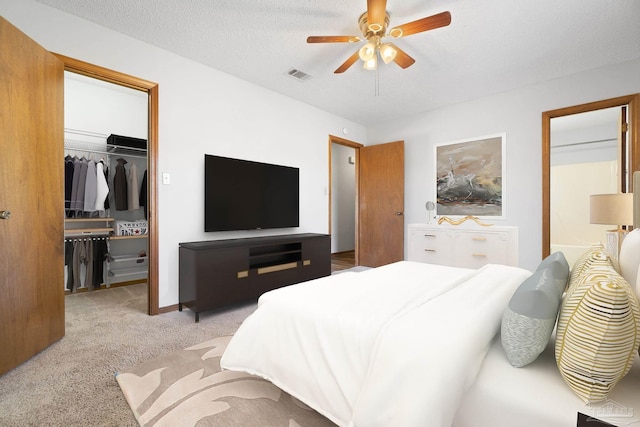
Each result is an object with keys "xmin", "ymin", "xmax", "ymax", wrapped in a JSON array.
[{"xmin": 437, "ymin": 215, "xmax": 493, "ymax": 227}]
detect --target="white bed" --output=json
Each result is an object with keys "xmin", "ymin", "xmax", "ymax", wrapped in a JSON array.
[
  {"xmin": 453, "ymin": 334, "xmax": 640, "ymax": 427},
  {"xmin": 221, "ymin": 259, "xmax": 640, "ymax": 427}
]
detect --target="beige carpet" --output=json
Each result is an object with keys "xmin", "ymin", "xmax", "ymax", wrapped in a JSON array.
[
  {"xmin": 116, "ymin": 335, "xmax": 335, "ymax": 427},
  {"xmin": 0, "ymin": 284, "xmax": 256, "ymax": 426}
]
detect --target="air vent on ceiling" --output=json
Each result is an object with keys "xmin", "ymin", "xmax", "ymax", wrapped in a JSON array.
[{"xmin": 286, "ymin": 68, "xmax": 313, "ymax": 82}]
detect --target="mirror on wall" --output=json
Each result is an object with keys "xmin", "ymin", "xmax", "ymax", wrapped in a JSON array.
[{"xmin": 542, "ymin": 94, "xmax": 640, "ymax": 265}]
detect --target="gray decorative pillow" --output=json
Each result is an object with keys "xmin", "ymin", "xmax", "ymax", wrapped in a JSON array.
[
  {"xmin": 535, "ymin": 251, "xmax": 570, "ymax": 294},
  {"xmin": 501, "ymin": 267, "xmax": 564, "ymax": 367}
]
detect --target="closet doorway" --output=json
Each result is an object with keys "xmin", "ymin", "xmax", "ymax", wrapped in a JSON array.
[{"xmin": 57, "ymin": 54, "xmax": 159, "ymax": 315}]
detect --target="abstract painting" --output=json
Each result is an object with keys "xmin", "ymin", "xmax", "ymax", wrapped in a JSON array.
[{"xmin": 435, "ymin": 133, "xmax": 505, "ymax": 218}]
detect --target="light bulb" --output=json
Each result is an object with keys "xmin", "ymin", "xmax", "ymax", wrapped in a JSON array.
[
  {"xmin": 358, "ymin": 42, "xmax": 376, "ymax": 61},
  {"xmin": 363, "ymin": 55, "xmax": 377, "ymax": 71},
  {"xmin": 379, "ymin": 43, "xmax": 397, "ymax": 64}
]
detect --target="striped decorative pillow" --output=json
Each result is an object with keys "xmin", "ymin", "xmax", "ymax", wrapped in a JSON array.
[
  {"xmin": 555, "ymin": 266, "xmax": 640, "ymax": 403},
  {"xmin": 567, "ymin": 245, "xmax": 611, "ymax": 288},
  {"xmin": 557, "ymin": 247, "xmax": 612, "ymax": 342}
]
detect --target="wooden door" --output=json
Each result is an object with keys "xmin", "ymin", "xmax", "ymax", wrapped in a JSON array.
[
  {"xmin": 0, "ymin": 17, "xmax": 65, "ymax": 375},
  {"xmin": 358, "ymin": 141, "xmax": 405, "ymax": 267}
]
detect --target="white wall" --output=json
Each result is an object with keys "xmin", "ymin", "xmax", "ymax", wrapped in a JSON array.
[
  {"xmin": 368, "ymin": 57, "xmax": 640, "ymax": 271},
  {"xmin": 64, "ymin": 72, "xmax": 148, "ymax": 142},
  {"xmin": 1, "ymin": 0, "xmax": 367, "ymax": 308},
  {"xmin": 3, "ymin": 0, "xmax": 640, "ymax": 298}
]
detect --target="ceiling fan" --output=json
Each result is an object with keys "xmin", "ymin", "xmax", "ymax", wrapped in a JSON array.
[{"xmin": 307, "ymin": 0, "xmax": 451, "ymax": 73}]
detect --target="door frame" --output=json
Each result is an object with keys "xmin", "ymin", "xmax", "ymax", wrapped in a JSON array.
[
  {"xmin": 328, "ymin": 135, "xmax": 363, "ymax": 265},
  {"xmin": 54, "ymin": 53, "xmax": 160, "ymax": 315},
  {"xmin": 541, "ymin": 93, "xmax": 640, "ymax": 260}
]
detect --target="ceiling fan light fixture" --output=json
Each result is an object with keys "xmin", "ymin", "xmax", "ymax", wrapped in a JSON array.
[
  {"xmin": 363, "ymin": 55, "xmax": 377, "ymax": 71},
  {"xmin": 358, "ymin": 41, "xmax": 376, "ymax": 61},
  {"xmin": 379, "ymin": 43, "xmax": 397, "ymax": 64},
  {"xmin": 308, "ymin": 7, "xmax": 451, "ymax": 74}
]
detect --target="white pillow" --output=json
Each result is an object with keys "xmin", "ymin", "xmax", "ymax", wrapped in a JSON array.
[
  {"xmin": 619, "ymin": 228, "xmax": 640, "ymax": 294},
  {"xmin": 637, "ymin": 268, "xmax": 640, "ymax": 304}
]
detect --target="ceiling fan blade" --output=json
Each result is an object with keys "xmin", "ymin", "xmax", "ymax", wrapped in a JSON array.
[
  {"xmin": 389, "ymin": 11, "xmax": 451, "ymax": 38},
  {"xmin": 334, "ymin": 51, "xmax": 360, "ymax": 74},
  {"xmin": 389, "ymin": 43, "xmax": 416, "ymax": 69},
  {"xmin": 307, "ymin": 36, "xmax": 361, "ymax": 43},
  {"xmin": 367, "ymin": 0, "xmax": 388, "ymax": 30}
]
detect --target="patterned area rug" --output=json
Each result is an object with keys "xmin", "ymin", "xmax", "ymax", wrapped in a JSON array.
[{"xmin": 116, "ymin": 335, "xmax": 336, "ymax": 427}]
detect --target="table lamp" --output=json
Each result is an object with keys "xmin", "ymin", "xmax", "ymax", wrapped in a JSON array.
[{"xmin": 590, "ymin": 193, "xmax": 633, "ymax": 261}]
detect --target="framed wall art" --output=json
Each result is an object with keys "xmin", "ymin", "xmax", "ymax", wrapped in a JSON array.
[{"xmin": 434, "ymin": 133, "xmax": 506, "ymax": 219}]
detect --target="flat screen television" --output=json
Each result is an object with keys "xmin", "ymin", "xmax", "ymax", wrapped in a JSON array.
[{"xmin": 204, "ymin": 154, "xmax": 300, "ymax": 231}]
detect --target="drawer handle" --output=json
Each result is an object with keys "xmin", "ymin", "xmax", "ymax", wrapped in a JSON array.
[
  {"xmin": 257, "ymin": 262, "xmax": 298, "ymax": 275},
  {"xmin": 424, "ymin": 249, "xmax": 436, "ymax": 252},
  {"xmin": 424, "ymin": 234, "xmax": 437, "ymax": 238},
  {"xmin": 472, "ymin": 237, "xmax": 487, "ymax": 241},
  {"xmin": 472, "ymin": 253, "xmax": 487, "ymax": 258},
  {"xmin": 237, "ymin": 270, "xmax": 249, "ymax": 279}
]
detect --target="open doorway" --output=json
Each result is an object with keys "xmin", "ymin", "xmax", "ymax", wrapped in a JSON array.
[
  {"xmin": 329, "ymin": 135, "xmax": 362, "ymax": 272},
  {"xmin": 56, "ymin": 54, "xmax": 159, "ymax": 315},
  {"xmin": 63, "ymin": 71, "xmax": 149, "ymax": 308},
  {"xmin": 328, "ymin": 136, "xmax": 406, "ymax": 269}
]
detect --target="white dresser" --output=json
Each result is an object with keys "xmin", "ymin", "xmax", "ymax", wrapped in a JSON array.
[{"xmin": 407, "ymin": 223, "xmax": 518, "ymax": 268}]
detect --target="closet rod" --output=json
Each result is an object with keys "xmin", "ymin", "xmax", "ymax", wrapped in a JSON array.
[
  {"xmin": 64, "ymin": 236, "xmax": 110, "ymax": 241},
  {"xmin": 64, "ymin": 143, "xmax": 147, "ymax": 159}
]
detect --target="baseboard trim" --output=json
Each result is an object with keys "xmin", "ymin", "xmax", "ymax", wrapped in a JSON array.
[{"xmin": 158, "ymin": 303, "xmax": 179, "ymax": 314}]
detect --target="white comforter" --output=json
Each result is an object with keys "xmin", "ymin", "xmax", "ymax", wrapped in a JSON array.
[{"xmin": 221, "ymin": 261, "xmax": 530, "ymax": 427}]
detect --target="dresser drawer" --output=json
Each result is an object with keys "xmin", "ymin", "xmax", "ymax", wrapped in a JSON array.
[
  {"xmin": 407, "ymin": 228, "xmax": 453, "ymax": 265},
  {"xmin": 407, "ymin": 224, "xmax": 518, "ymax": 268},
  {"xmin": 454, "ymin": 231, "xmax": 510, "ymax": 268}
]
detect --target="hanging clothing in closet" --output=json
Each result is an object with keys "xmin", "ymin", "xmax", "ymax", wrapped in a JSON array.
[
  {"xmin": 114, "ymin": 158, "xmax": 128, "ymax": 210},
  {"xmin": 70, "ymin": 157, "xmax": 87, "ymax": 213},
  {"xmin": 128, "ymin": 162, "xmax": 140, "ymax": 210},
  {"xmin": 139, "ymin": 170, "xmax": 148, "ymax": 219},
  {"xmin": 83, "ymin": 160, "xmax": 97, "ymax": 213},
  {"xmin": 64, "ymin": 237, "xmax": 108, "ymax": 292},
  {"xmin": 112, "ymin": 158, "xmax": 147, "ymax": 213},
  {"xmin": 64, "ymin": 156, "xmax": 74, "ymax": 212},
  {"xmin": 95, "ymin": 161, "xmax": 110, "ymax": 211},
  {"xmin": 65, "ymin": 155, "xmax": 110, "ymax": 218},
  {"xmin": 63, "ymin": 132, "xmax": 149, "ymax": 294}
]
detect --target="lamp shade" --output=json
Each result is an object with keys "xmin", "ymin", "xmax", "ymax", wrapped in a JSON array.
[
  {"xmin": 363, "ymin": 55, "xmax": 377, "ymax": 70},
  {"xmin": 358, "ymin": 42, "xmax": 376, "ymax": 61},
  {"xmin": 590, "ymin": 193, "xmax": 634, "ymax": 226},
  {"xmin": 379, "ymin": 43, "xmax": 397, "ymax": 64}
]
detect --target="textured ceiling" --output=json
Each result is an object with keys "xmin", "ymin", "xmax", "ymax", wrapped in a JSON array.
[{"xmin": 34, "ymin": 0, "xmax": 640, "ymax": 126}]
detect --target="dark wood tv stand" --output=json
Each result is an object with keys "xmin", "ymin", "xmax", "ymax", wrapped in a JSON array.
[{"xmin": 178, "ymin": 233, "xmax": 331, "ymax": 322}]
